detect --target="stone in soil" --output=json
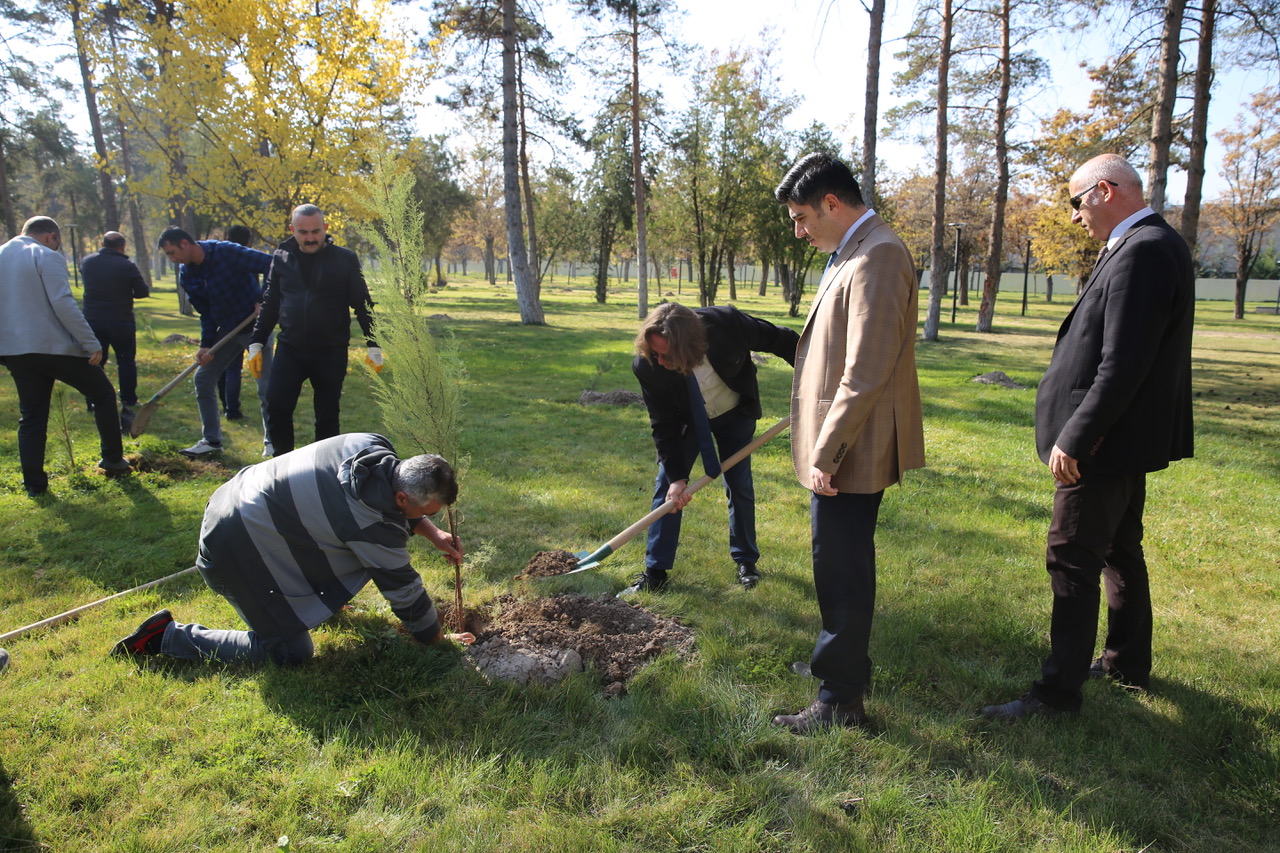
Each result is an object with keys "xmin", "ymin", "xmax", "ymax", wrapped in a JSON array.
[
  {"xmin": 521, "ymin": 549, "xmax": 580, "ymax": 578},
  {"xmin": 459, "ymin": 593, "xmax": 694, "ymax": 693}
]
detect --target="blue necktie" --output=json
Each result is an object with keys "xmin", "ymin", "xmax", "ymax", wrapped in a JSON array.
[
  {"xmin": 686, "ymin": 374, "xmax": 721, "ymax": 478},
  {"xmin": 826, "ymin": 251, "xmax": 839, "ymax": 272}
]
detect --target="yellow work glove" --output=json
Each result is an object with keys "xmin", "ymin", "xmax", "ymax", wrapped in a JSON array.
[
  {"xmin": 365, "ymin": 346, "xmax": 384, "ymax": 374},
  {"xmin": 246, "ymin": 343, "xmax": 264, "ymax": 379}
]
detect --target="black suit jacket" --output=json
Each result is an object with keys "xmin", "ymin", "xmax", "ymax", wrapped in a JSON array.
[
  {"xmin": 633, "ymin": 304, "xmax": 799, "ymax": 482},
  {"xmin": 1035, "ymin": 213, "xmax": 1194, "ymax": 474}
]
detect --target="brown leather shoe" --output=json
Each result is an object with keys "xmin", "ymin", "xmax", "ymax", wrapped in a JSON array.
[{"xmin": 772, "ymin": 698, "xmax": 867, "ymax": 734}]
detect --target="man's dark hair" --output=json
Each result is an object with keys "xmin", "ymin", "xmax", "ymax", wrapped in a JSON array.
[
  {"xmin": 102, "ymin": 231, "xmax": 126, "ymax": 251},
  {"xmin": 226, "ymin": 225, "xmax": 252, "ymax": 246},
  {"xmin": 774, "ymin": 152, "xmax": 864, "ymax": 210},
  {"xmin": 21, "ymin": 216, "xmax": 60, "ymax": 238},
  {"xmin": 157, "ymin": 226, "xmax": 196, "ymax": 249}
]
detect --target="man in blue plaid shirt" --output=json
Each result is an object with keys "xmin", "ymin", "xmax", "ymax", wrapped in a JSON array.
[{"xmin": 158, "ymin": 227, "xmax": 273, "ymax": 457}]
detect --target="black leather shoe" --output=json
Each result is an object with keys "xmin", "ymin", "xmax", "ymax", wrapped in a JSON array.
[
  {"xmin": 1088, "ymin": 657, "xmax": 1148, "ymax": 690},
  {"xmin": 773, "ymin": 698, "xmax": 868, "ymax": 734},
  {"xmin": 0, "ymin": 648, "xmax": 9, "ymax": 674},
  {"xmin": 980, "ymin": 693, "xmax": 1070, "ymax": 721},
  {"xmin": 736, "ymin": 563, "xmax": 761, "ymax": 589},
  {"xmin": 112, "ymin": 610, "xmax": 173, "ymax": 657},
  {"xmin": 617, "ymin": 573, "xmax": 669, "ymax": 598}
]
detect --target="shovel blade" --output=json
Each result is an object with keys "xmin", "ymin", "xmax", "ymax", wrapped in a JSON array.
[{"xmin": 129, "ymin": 401, "xmax": 160, "ymax": 438}]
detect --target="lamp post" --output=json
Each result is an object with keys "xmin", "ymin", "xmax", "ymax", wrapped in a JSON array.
[
  {"xmin": 66, "ymin": 223, "xmax": 80, "ymax": 289},
  {"xmin": 948, "ymin": 222, "xmax": 963, "ymax": 323},
  {"xmin": 1021, "ymin": 237, "xmax": 1032, "ymax": 316}
]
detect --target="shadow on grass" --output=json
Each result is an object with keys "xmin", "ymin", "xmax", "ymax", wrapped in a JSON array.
[
  {"xmin": 966, "ymin": 675, "xmax": 1280, "ymax": 851},
  {"xmin": 0, "ymin": 757, "xmax": 40, "ymax": 851}
]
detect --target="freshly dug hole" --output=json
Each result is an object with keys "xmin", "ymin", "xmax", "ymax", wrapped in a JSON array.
[{"xmin": 441, "ymin": 593, "xmax": 694, "ymax": 694}]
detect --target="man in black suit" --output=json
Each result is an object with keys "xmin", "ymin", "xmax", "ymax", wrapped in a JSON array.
[
  {"xmin": 620, "ymin": 302, "xmax": 799, "ymax": 596},
  {"xmin": 982, "ymin": 153, "xmax": 1194, "ymax": 720}
]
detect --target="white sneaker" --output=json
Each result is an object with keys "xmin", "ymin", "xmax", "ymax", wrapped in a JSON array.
[
  {"xmin": 179, "ymin": 439, "xmax": 222, "ymax": 458},
  {"xmin": 262, "ymin": 442, "xmax": 275, "ymax": 458}
]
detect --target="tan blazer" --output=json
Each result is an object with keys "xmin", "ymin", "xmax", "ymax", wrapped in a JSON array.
[{"xmin": 790, "ymin": 212, "xmax": 926, "ymax": 494}]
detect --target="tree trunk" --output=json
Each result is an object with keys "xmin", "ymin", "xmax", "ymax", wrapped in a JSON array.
[
  {"xmin": 758, "ymin": 257, "xmax": 769, "ymax": 296},
  {"xmin": 924, "ymin": 0, "xmax": 953, "ymax": 342},
  {"xmin": 977, "ymin": 0, "xmax": 1012, "ymax": 333},
  {"xmin": 862, "ymin": 0, "xmax": 885, "ymax": 205},
  {"xmin": 517, "ymin": 50, "xmax": 541, "ymax": 290},
  {"xmin": 1181, "ymin": 0, "xmax": 1216, "ymax": 261},
  {"xmin": 630, "ymin": 8, "xmax": 649, "ymax": 320},
  {"xmin": 1148, "ymin": 0, "xmax": 1188, "ymax": 214},
  {"xmin": 0, "ymin": 132, "xmax": 15, "ymax": 237},
  {"xmin": 501, "ymin": 0, "xmax": 543, "ymax": 324},
  {"xmin": 69, "ymin": 0, "xmax": 121, "ymax": 229},
  {"xmin": 114, "ymin": 114, "xmax": 153, "ymax": 287},
  {"xmin": 727, "ymin": 248, "xmax": 737, "ymax": 301}
]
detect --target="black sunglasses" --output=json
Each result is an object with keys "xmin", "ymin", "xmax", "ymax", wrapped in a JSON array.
[{"xmin": 1069, "ymin": 180, "xmax": 1111, "ymax": 211}]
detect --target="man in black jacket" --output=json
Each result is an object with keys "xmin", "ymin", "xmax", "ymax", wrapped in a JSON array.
[
  {"xmin": 981, "ymin": 154, "xmax": 1194, "ymax": 720},
  {"xmin": 248, "ymin": 205, "xmax": 379, "ymax": 456},
  {"xmin": 621, "ymin": 302, "xmax": 799, "ymax": 596},
  {"xmin": 80, "ymin": 231, "xmax": 149, "ymax": 432}
]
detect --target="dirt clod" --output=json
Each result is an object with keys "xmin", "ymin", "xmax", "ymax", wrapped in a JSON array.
[
  {"xmin": 522, "ymin": 549, "xmax": 580, "ymax": 578},
  {"xmin": 579, "ymin": 389, "xmax": 643, "ymax": 406},
  {"xmin": 465, "ymin": 593, "xmax": 694, "ymax": 692}
]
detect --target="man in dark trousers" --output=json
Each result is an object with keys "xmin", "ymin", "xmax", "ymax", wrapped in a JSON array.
[
  {"xmin": 111, "ymin": 432, "xmax": 473, "ymax": 665},
  {"xmin": 620, "ymin": 302, "xmax": 799, "ymax": 597},
  {"xmin": 0, "ymin": 216, "xmax": 132, "ymax": 495},
  {"xmin": 248, "ymin": 204, "xmax": 379, "ymax": 456},
  {"xmin": 982, "ymin": 153, "xmax": 1194, "ymax": 720},
  {"xmin": 80, "ymin": 231, "xmax": 149, "ymax": 433},
  {"xmin": 770, "ymin": 153, "xmax": 925, "ymax": 734}
]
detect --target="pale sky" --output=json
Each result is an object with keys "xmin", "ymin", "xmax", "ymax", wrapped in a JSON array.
[
  {"xmin": 33, "ymin": 0, "xmax": 1278, "ymax": 202},
  {"xmin": 409, "ymin": 0, "xmax": 1273, "ymax": 201}
]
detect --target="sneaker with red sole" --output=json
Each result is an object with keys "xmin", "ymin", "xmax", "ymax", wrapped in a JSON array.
[{"xmin": 112, "ymin": 609, "xmax": 173, "ymax": 657}]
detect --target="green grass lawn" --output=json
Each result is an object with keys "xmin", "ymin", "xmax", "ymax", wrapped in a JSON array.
[{"xmin": 1, "ymin": 273, "xmax": 1277, "ymax": 852}]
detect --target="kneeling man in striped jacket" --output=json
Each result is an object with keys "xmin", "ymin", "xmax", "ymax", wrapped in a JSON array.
[{"xmin": 113, "ymin": 433, "xmax": 473, "ymax": 665}]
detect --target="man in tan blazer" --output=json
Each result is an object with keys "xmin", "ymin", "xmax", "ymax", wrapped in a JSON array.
[{"xmin": 771, "ymin": 152, "xmax": 925, "ymax": 734}]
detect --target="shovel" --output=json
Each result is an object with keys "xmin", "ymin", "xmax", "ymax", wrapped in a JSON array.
[
  {"xmin": 561, "ymin": 415, "xmax": 791, "ymax": 576},
  {"xmin": 129, "ymin": 313, "xmax": 256, "ymax": 438}
]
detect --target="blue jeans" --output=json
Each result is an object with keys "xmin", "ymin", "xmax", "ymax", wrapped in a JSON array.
[
  {"xmin": 192, "ymin": 331, "xmax": 271, "ymax": 446},
  {"xmin": 160, "ymin": 573, "xmax": 314, "ymax": 666},
  {"xmin": 645, "ymin": 408, "xmax": 759, "ymax": 576}
]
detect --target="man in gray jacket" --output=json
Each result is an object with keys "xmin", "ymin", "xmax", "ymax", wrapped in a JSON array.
[
  {"xmin": 0, "ymin": 216, "xmax": 131, "ymax": 496},
  {"xmin": 112, "ymin": 433, "xmax": 473, "ymax": 665}
]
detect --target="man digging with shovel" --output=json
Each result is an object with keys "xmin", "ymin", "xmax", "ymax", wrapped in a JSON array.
[
  {"xmin": 621, "ymin": 302, "xmax": 799, "ymax": 597},
  {"xmin": 112, "ymin": 433, "xmax": 473, "ymax": 665}
]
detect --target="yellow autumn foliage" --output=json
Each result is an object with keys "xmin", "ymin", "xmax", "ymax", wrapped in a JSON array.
[{"xmin": 82, "ymin": 0, "xmax": 437, "ymax": 238}]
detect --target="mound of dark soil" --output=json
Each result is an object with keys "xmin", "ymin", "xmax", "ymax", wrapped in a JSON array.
[
  {"xmin": 521, "ymin": 549, "xmax": 580, "ymax": 578},
  {"xmin": 579, "ymin": 389, "xmax": 643, "ymax": 406},
  {"xmin": 455, "ymin": 593, "xmax": 695, "ymax": 694}
]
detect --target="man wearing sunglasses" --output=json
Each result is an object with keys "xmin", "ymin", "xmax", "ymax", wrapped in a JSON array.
[
  {"xmin": 982, "ymin": 154, "xmax": 1194, "ymax": 720},
  {"xmin": 112, "ymin": 432, "xmax": 473, "ymax": 665}
]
